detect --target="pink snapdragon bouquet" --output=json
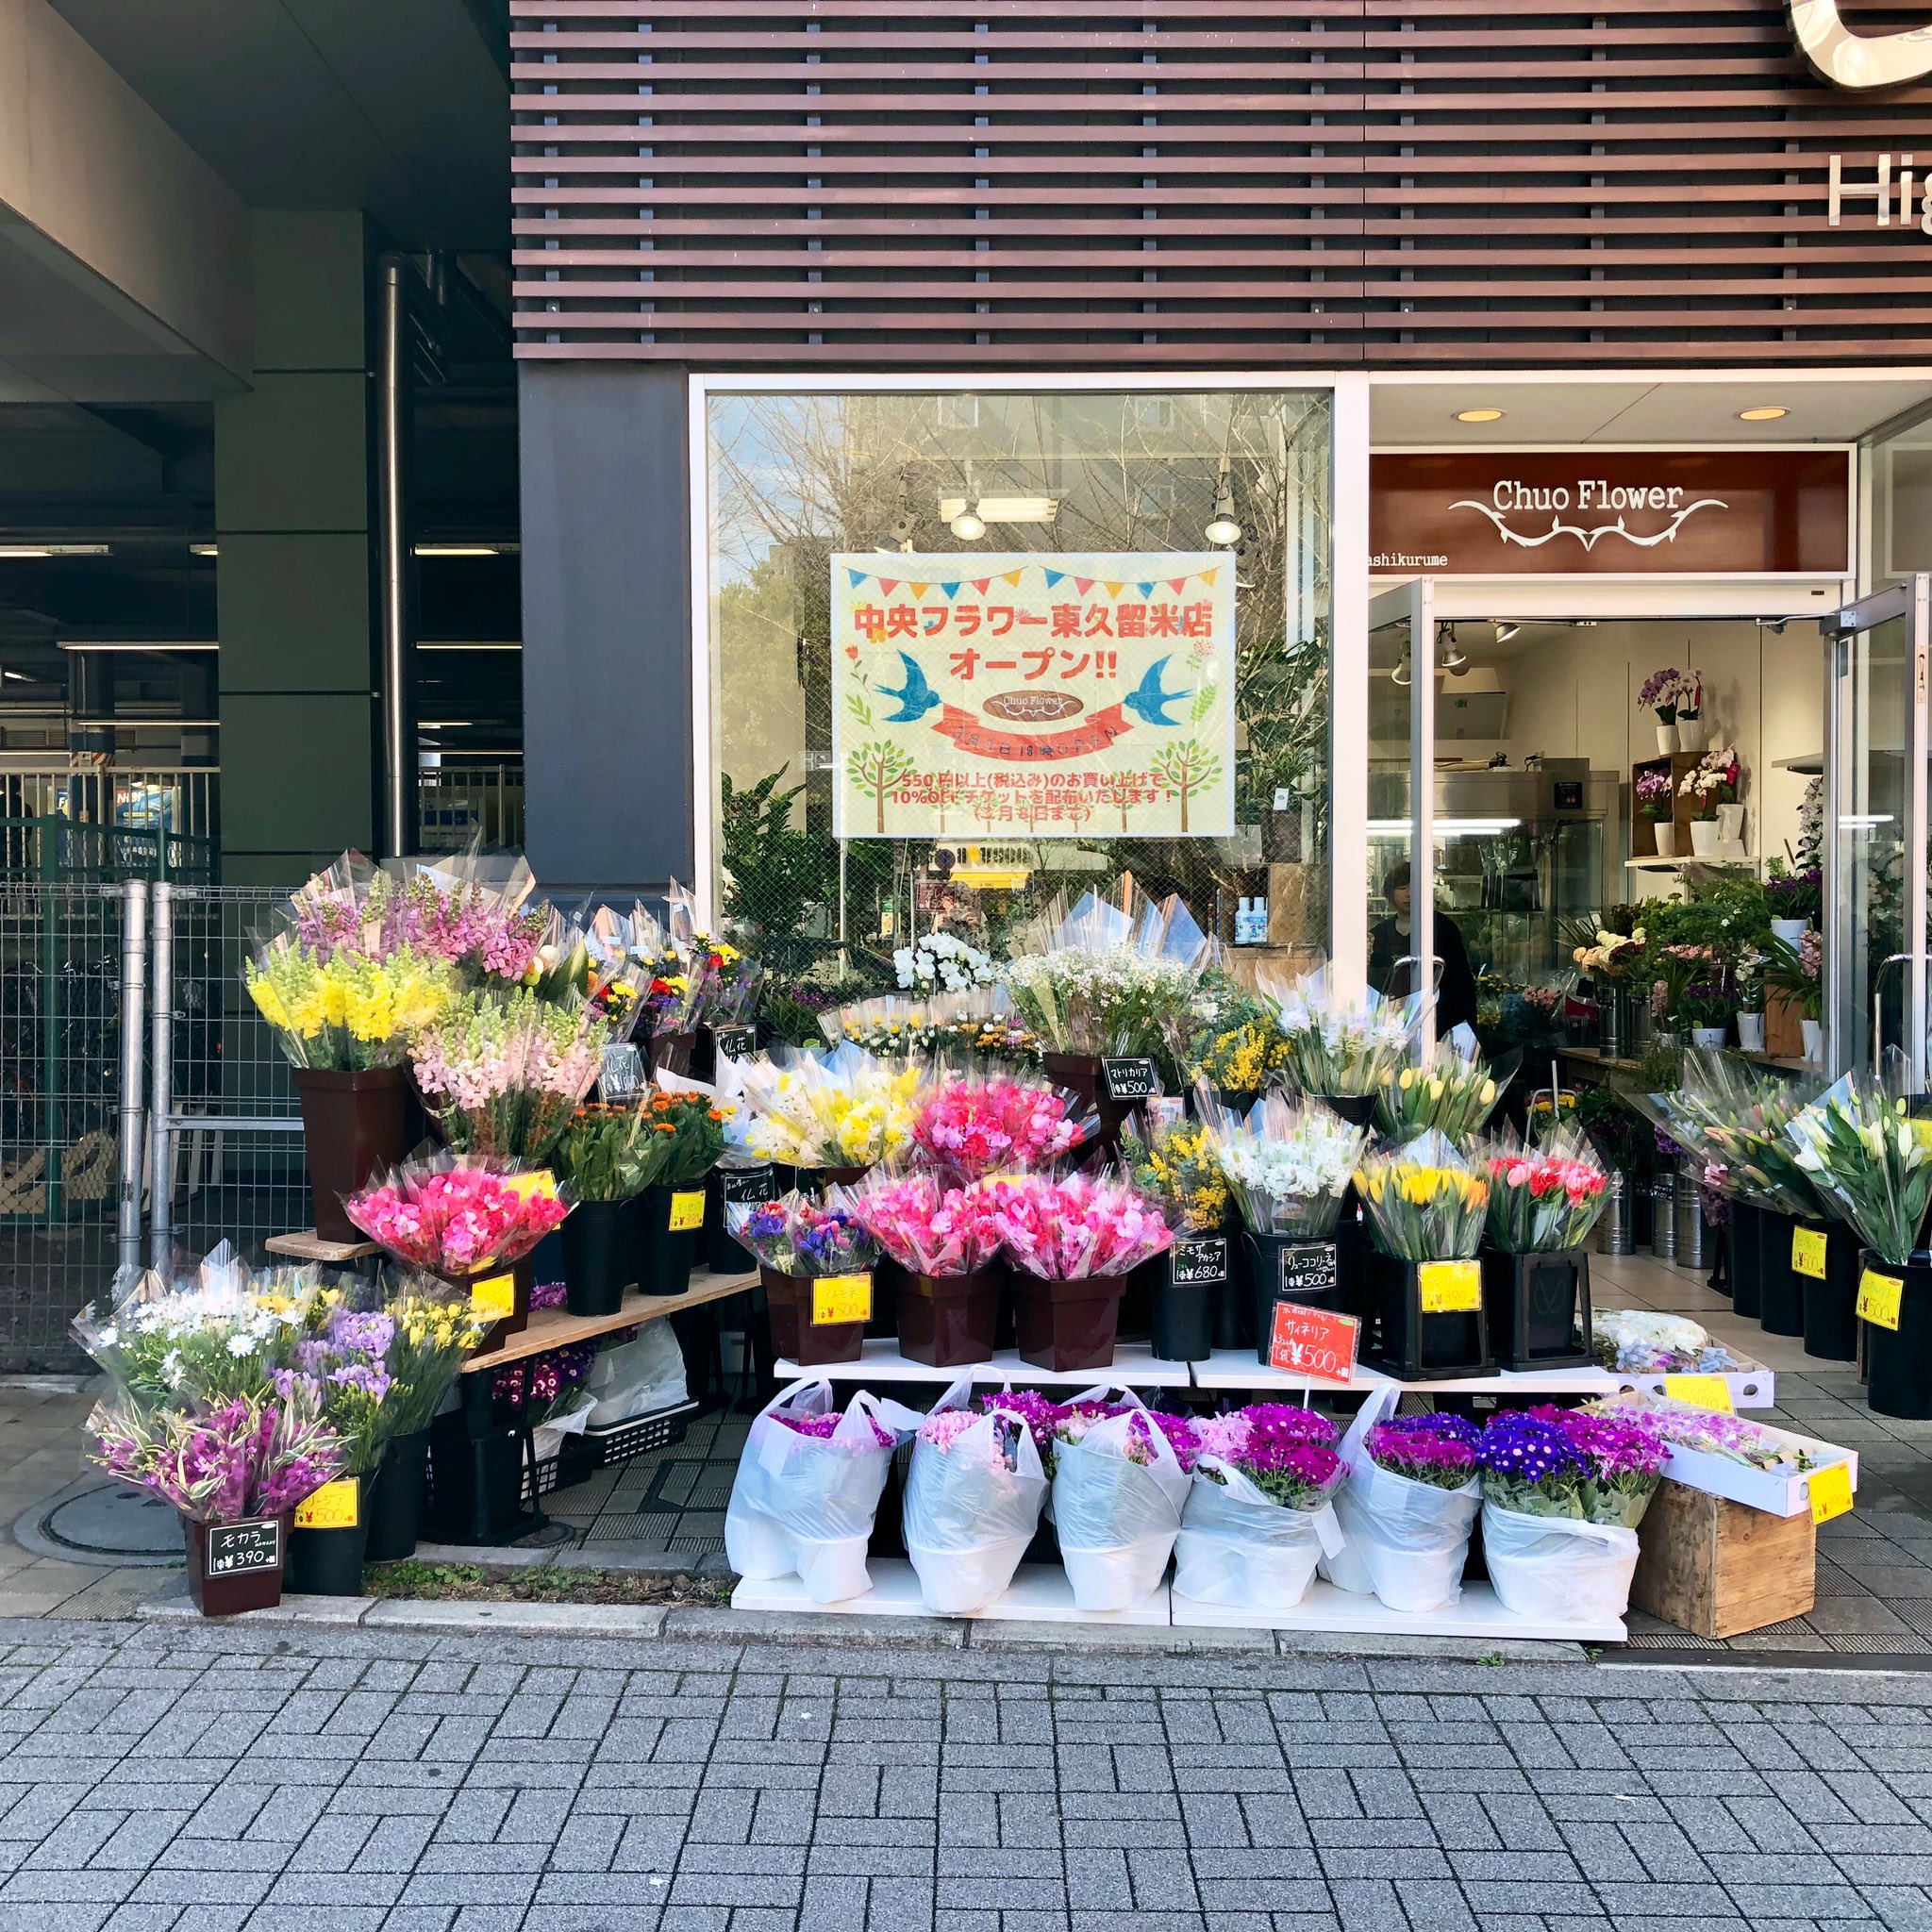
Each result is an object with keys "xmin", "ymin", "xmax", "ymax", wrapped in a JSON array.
[
  {"xmin": 989, "ymin": 1172, "xmax": 1174, "ymax": 1280},
  {"xmin": 344, "ymin": 1156, "xmax": 570, "ymax": 1277},
  {"xmin": 843, "ymin": 1171, "xmax": 1005, "ymax": 1276},
  {"xmin": 911, "ymin": 1071, "xmax": 1092, "ymax": 1182}
]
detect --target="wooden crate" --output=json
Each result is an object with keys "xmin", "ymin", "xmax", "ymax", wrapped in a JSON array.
[
  {"xmin": 1763, "ymin": 990, "xmax": 1806, "ymax": 1060},
  {"xmin": 1628, "ymin": 1477, "xmax": 1816, "ymax": 1639}
]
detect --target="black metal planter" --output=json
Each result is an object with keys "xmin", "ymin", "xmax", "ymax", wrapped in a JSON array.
[
  {"xmin": 1727, "ymin": 1201, "xmax": 1764, "ymax": 1320},
  {"xmin": 1362, "ymin": 1248, "xmax": 1493, "ymax": 1381},
  {"xmin": 1861, "ymin": 1252, "xmax": 1932, "ymax": 1421},
  {"xmin": 1150, "ymin": 1236, "xmax": 1227, "ymax": 1362},
  {"xmin": 634, "ymin": 1183, "xmax": 704, "ymax": 1297},
  {"xmin": 362, "ymin": 1429, "xmax": 429, "ymax": 1564},
  {"xmin": 1479, "ymin": 1247, "xmax": 1593, "ymax": 1369},
  {"xmin": 1800, "ymin": 1219, "xmax": 1860, "ymax": 1363},
  {"xmin": 1757, "ymin": 1208, "xmax": 1805, "ymax": 1338},
  {"xmin": 285, "ymin": 1473, "xmax": 372, "ymax": 1597},
  {"xmin": 562, "ymin": 1197, "xmax": 634, "ymax": 1316}
]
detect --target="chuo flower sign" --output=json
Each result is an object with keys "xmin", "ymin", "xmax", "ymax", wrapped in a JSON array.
[{"xmin": 830, "ymin": 552, "xmax": 1237, "ymax": 839}]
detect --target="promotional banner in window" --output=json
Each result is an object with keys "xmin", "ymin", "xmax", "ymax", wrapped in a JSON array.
[{"xmin": 830, "ymin": 553, "xmax": 1237, "ymax": 839}]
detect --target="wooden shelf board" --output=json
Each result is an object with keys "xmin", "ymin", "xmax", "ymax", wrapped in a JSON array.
[
  {"xmin": 264, "ymin": 1229, "xmax": 379, "ymax": 1262},
  {"xmin": 463, "ymin": 1267, "xmax": 755, "ymax": 1372}
]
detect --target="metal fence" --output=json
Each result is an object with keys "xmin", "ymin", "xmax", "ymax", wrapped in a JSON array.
[
  {"xmin": 148, "ymin": 883, "xmax": 306, "ymax": 1271},
  {"xmin": 419, "ymin": 759, "xmax": 524, "ymax": 852}
]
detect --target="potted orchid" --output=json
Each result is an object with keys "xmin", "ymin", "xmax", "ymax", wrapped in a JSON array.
[
  {"xmin": 1634, "ymin": 766, "xmax": 1677, "ymax": 858},
  {"xmin": 1637, "ymin": 666, "xmax": 1695, "ymax": 753},
  {"xmin": 1678, "ymin": 747, "xmax": 1743, "ymax": 856},
  {"xmin": 1766, "ymin": 859, "xmax": 1822, "ymax": 943}
]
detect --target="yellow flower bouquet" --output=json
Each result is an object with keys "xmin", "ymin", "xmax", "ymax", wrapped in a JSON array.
[
  {"xmin": 244, "ymin": 940, "xmax": 457, "ymax": 1071},
  {"xmin": 1356, "ymin": 1130, "xmax": 1491, "ymax": 1262},
  {"xmin": 730, "ymin": 1042, "xmax": 923, "ymax": 1172},
  {"xmin": 1374, "ymin": 1027, "xmax": 1513, "ymax": 1143}
]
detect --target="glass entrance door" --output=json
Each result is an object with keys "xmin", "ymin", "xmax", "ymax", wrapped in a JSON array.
[{"xmin": 1827, "ymin": 576, "xmax": 1930, "ymax": 1085}]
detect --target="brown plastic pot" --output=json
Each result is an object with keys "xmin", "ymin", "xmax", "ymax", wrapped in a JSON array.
[
  {"xmin": 645, "ymin": 1029, "xmax": 700, "ymax": 1079},
  {"xmin": 896, "ymin": 1267, "xmax": 1003, "ymax": 1368},
  {"xmin": 292, "ymin": 1065, "xmax": 410, "ymax": 1243},
  {"xmin": 1008, "ymin": 1270, "xmax": 1126, "ymax": 1372},
  {"xmin": 760, "ymin": 1262, "xmax": 869, "ymax": 1366},
  {"xmin": 184, "ymin": 1512, "xmax": 291, "ymax": 1617},
  {"xmin": 1042, "ymin": 1050, "xmax": 1141, "ymax": 1148}
]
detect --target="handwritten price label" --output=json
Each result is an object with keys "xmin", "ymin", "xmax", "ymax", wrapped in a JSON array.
[
  {"xmin": 1418, "ymin": 1258, "xmax": 1481, "ymax": 1314},
  {"xmin": 811, "ymin": 1273, "xmax": 873, "ymax": 1326},
  {"xmin": 1790, "ymin": 1226, "xmax": 1828, "ymax": 1280},
  {"xmin": 294, "ymin": 1478, "xmax": 359, "ymax": 1531},
  {"xmin": 471, "ymin": 1274, "xmax": 516, "ymax": 1321},
  {"xmin": 1662, "ymin": 1374, "xmax": 1735, "ymax": 1413},
  {"xmin": 1808, "ymin": 1461, "xmax": 1855, "ymax": 1525},
  {"xmin": 1857, "ymin": 1268, "xmax": 1904, "ymax": 1332},
  {"xmin": 1267, "ymin": 1301, "xmax": 1359, "ymax": 1384},
  {"xmin": 669, "ymin": 1191, "xmax": 707, "ymax": 1233}
]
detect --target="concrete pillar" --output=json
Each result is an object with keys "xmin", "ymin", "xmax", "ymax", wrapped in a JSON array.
[{"xmin": 215, "ymin": 211, "xmax": 378, "ymax": 888}]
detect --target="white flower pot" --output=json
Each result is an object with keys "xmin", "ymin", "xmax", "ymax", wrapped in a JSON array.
[
  {"xmin": 1716, "ymin": 803, "xmax": 1744, "ymax": 844},
  {"xmin": 1736, "ymin": 1011, "xmax": 1767, "ymax": 1053},
  {"xmin": 1655, "ymin": 723, "xmax": 1680, "ymax": 755},
  {"xmin": 1651, "ymin": 821, "xmax": 1677, "ymax": 858},
  {"xmin": 1688, "ymin": 819, "xmax": 1719, "ymax": 857},
  {"xmin": 1801, "ymin": 1018, "xmax": 1824, "ymax": 1063},
  {"xmin": 1691, "ymin": 1025, "xmax": 1728, "ymax": 1050},
  {"xmin": 1771, "ymin": 917, "xmax": 1808, "ymax": 945},
  {"xmin": 1676, "ymin": 718, "xmax": 1703, "ymax": 755}
]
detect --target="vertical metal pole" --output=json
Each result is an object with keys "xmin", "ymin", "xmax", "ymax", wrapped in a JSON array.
[
  {"xmin": 377, "ymin": 255, "xmax": 417, "ymax": 859},
  {"xmin": 1409, "ymin": 580, "xmax": 1437, "ymax": 1057},
  {"xmin": 116, "ymin": 879, "xmax": 147, "ymax": 1275},
  {"xmin": 1327, "ymin": 375, "xmax": 1371, "ymax": 997},
  {"xmin": 1907, "ymin": 574, "xmax": 1930, "ymax": 1092},
  {"xmin": 149, "ymin": 881, "xmax": 175, "ymax": 1267},
  {"xmin": 38, "ymin": 816, "xmax": 61, "ymax": 1224},
  {"xmin": 1824, "ymin": 622, "xmax": 1850, "ymax": 1077}
]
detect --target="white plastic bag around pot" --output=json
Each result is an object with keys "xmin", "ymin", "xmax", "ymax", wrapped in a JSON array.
[
  {"xmin": 904, "ymin": 1377, "xmax": 1048, "ymax": 1615},
  {"xmin": 581, "ymin": 1321, "xmax": 689, "ymax": 1426},
  {"xmin": 1318, "ymin": 1386, "xmax": 1478, "ymax": 1614},
  {"xmin": 1051, "ymin": 1388, "xmax": 1191, "ymax": 1613},
  {"xmin": 1479, "ymin": 1501, "xmax": 1640, "ymax": 1626},
  {"xmin": 724, "ymin": 1378, "xmax": 924, "ymax": 1604},
  {"xmin": 1173, "ymin": 1457, "xmax": 1341, "ymax": 1615}
]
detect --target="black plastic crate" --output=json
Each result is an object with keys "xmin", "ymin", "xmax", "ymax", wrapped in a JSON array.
[{"xmin": 580, "ymin": 1398, "xmax": 700, "ymax": 1469}]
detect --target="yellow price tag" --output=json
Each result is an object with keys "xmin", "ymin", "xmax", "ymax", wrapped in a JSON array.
[
  {"xmin": 1417, "ymin": 1258, "xmax": 1481, "ymax": 1314},
  {"xmin": 1858, "ymin": 1267, "xmax": 1904, "ymax": 1332},
  {"xmin": 1790, "ymin": 1226, "xmax": 1828, "ymax": 1281},
  {"xmin": 810, "ymin": 1272, "xmax": 873, "ymax": 1326},
  {"xmin": 1663, "ymin": 1374, "xmax": 1735, "ymax": 1413},
  {"xmin": 669, "ymin": 1190, "xmax": 707, "ymax": 1233},
  {"xmin": 471, "ymin": 1274, "xmax": 516, "ymax": 1321},
  {"xmin": 1808, "ymin": 1460, "xmax": 1855, "ymax": 1525},
  {"xmin": 506, "ymin": 1170, "xmax": 557, "ymax": 1202},
  {"xmin": 293, "ymin": 1477, "xmax": 359, "ymax": 1531}
]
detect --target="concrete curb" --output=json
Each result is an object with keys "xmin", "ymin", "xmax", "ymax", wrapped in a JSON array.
[{"xmin": 132, "ymin": 1577, "xmax": 1594, "ymax": 1662}]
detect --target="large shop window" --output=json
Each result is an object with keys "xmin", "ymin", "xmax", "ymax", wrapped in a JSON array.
[{"xmin": 704, "ymin": 388, "xmax": 1334, "ymax": 987}]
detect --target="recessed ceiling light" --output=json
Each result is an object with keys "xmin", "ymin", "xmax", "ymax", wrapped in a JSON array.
[
  {"xmin": 1739, "ymin": 407, "xmax": 1789, "ymax": 422},
  {"xmin": 1455, "ymin": 408, "xmax": 1505, "ymax": 425},
  {"xmin": 0, "ymin": 543, "xmax": 109, "ymax": 558},
  {"xmin": 413, "ymin": 542, "xmax": 519, "ymax": 558},
  {"xmin": 190, "ymin": 543, "xmax": 218, "ymax": 558}
]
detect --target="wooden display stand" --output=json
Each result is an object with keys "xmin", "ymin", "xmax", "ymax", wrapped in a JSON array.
[
  {"xmin": 1763, "ymin": 990, "xmax": 1807, "ymax": 1060},
  {"xmin": 1628, "ymin": 1478, "xmax": 1816, "ymax": 1639},
  {"xmin": 1630, "ymin": 751, "xmax": 1700, "ymax": 858}
]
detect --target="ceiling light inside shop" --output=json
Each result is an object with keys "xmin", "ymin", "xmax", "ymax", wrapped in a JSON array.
[
  {"xmin": 58, "ymin": 640, "xmax": 217, "ymax": 653},
  {"xmin": 1841, "ymin": 812, "xmax": 1896, "ymax": 827},
  {"xmin": 1367, "ymin": 818, "xmax": 1524, "ymax": 837},
  {"xmin": 1738, "ymin": 407, "xmax": 1789, "ymax": 422},
  {"xmin": 1493, "ymin": 622, "xmax": 1521, "ymax": 643},
  {"xmin": 0, "ymin": 544, "xmax": 109, "ymax": 558},
  {"xmin": 1437, "ymin": 622, "xmax": 1469, "ymax": 671},
  {"xmin": 949, "ymin": 503, "xmax": 987, "ymax": 541},
  {"xmin": 1454, "ymin": 408, "xmax": 1505, "ymax": 424},
  {"xmin": 1391, "ymin": 652, "xmax": 1412, "ymax": 687},
  {"xmin": 413, "ymin": 543, "xmax": 518, "ymax": 558},
  {"xmin": 0, "ymin": 670, "xmax": 25, "ymax": 682},
  {"xmin": 938, "ymin": 496, "xmax": 1058, "ymax": 525}
]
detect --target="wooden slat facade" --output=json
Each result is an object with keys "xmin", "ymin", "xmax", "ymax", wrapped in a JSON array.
[{"xmin": 509, "ymin": 0, "xmax": 1932, "ymax": 367}]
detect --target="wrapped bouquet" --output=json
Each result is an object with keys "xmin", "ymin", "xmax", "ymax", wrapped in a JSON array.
[
  {"xmin": 1786, "ymin": 1067, "xmax": 1932, "ymax": 1267},
  {"xmin": 1479, "ymin": 1128, "xmax": 1610, "ymax": 1254},
  {"xmin": 343, "ymin": 1154, "xmax": 570, "ymax": 1279},
  {"xmin": 1357, "ymin": 1130, "xmax": 1490, "ymax": 1262},
  {"xmin": 1256, "ymin": 968, "xmax": 1428, "ymax": 1101},
  {"xmin": 1199, "ymin": 1094, "xmax": 1366, "ymax": 1238},
  {"xmin": 730, "ymin": 1042, "xmax": 922, "ymax": 1172},
  {"xmin": 244, "ymin": 941, "xmax": 457, "ymax": 1071},
  {"xmin": 987, "ymin": 1172, "xmax": 1174, "ymax": 1282},
  {"xmin": 911, "ymin": 1067, "xmax": 1092, "ymax": 1182},
  {"xmin": 1374, "ymin": 1024, "xmax": 1509, "ymax": 1141},
  {"xmin": 726, "ymin": 1192, "xmax": 877, "ymax": 1276},
  {"xmin": 843, "ymin": 1172, "xmax": 1004, "ymax": 1277}
]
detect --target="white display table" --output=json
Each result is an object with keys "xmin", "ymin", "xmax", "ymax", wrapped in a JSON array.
[{"xmin": 773, "ymin": 1339, "xmax": 1193, "ymax": 1388}]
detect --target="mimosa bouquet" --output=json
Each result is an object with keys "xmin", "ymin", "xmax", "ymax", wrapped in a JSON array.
[
  {"xmin": 287, "ymin": 847, "xmax": 546, "ymax": 985},
  {"xmin": 843, "ymin": 1171, "xmax": 1006, "ymax": 1276},
  {"xmin": 1005, "ymin": 886, "xmax": 1212, "ymax": 1058},
  {"xmin": 911, "ymin": 1067, "xmax": 1092, "ymax": 1182},
  {"xmin": 1787, "ymin": 1064, "xmax": 1932, "ymax": 1266},
  {"xmin": 1478, "ymin": 1127, "xmax": 1610, "ymax": 1255},
  {"xmin": 988, "ymin": 1171, "xmax": 1174, "ymax": 1280},
  {"xmin": 1356, "ymin": 1129, "xmax": 1490, "ymax": 1262},
  {"xmin": 1121, "ymin": 1117, "xmax": 1231, "ymax": 1233},
  {"xmin": 1198, "ymin": 1093, "xmax": 1367, "ymax": 1238},
  {"xmin": 726, "ymin": 1191, "xmax": 878, "ymax": 1276},
  {"xmin": 344, "ymin": 1154, "xmax": 571, "ymax": 1277},
  {"xmin": 410, "ymin": 988, "xmax": 609, "ymax": 1163},
  {"xmin": 1257, "ymin": 968, "xmax": 1428, "ymax": 1098},
  {"xmin": 731, "ymin": 1042, "xmax": 923, "ymax": 1170},
  {"xmin": 244, "ymin": 940, "xmax": 457, "ymax": 1070},
  {"xmin": 1374, "ymin": 1024, "xmax": 1510, "ymax": 1141}
]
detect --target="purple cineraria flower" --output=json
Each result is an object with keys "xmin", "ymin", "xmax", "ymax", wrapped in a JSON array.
[{"xmin": 1366, "ymin": 1414, "xmax": 1478, "ymax": 1490}]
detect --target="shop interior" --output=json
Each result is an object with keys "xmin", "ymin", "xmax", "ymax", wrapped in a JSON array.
[{"xmin": 1365, "ymin": 613, "xmax": 1828, "ymax": 985}]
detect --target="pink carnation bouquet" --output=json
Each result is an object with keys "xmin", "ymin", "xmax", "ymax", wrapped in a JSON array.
[
  {"xmin": 911, "ymin": 1069, "xmax": 1093, "ymax": 1183},
  {"xmin": 344, "ymin": 1155, "xmax": 571, "ymax": 1278},
  {"xmin": 842, "ymin": 1171, "xmax": 1005, "ymax": 1277},
  {"xmin": 988, "ymin": 1171, "xmax": 1174, "ymax": 1281},
  {"xmin": 1478, "ymin": 1126, "xmax": 1609, "ymax": 1254}
]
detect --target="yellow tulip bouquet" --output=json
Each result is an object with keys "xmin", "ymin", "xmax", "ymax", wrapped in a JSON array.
[
  {"xmin": 244, "ymin": 939, "xmax": 458, "ymax": 1071},
  {"xmin": 1356, "ymin": 1129, "xmax": 1491, "ymax": 1262},
  {"xmin": 1374, "ymin": 1025, "xmax": 1514, "ymax": 1143}
]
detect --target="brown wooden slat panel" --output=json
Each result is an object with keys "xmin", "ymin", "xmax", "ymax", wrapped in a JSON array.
[{"xmin": 510, "ymin": 0, "xmax": 1932, "ymax": 366}]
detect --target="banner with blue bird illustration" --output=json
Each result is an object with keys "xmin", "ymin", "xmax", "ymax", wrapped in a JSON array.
[{"xmin": 830, "ymin": 553, "xmax": 1236, "ymax": 840}]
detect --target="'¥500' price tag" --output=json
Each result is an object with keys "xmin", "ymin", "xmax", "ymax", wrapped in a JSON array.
[
  {"xmin": 294, "ymin": 1477, "xmax": 359, "ymax": 1531},
  {"xmin": 1790, "ymin": 1226, "xmax": 1828, "ymax": 1281},
  {"xmin": 1662, "ymin": 1373, "xmax": 1734, "ymax": 1414},
  {"xmin": 471, "ymin": 1274, "xmax": 516, "ymax": 1321},
  {"xmin": 1857, "ymin": 1268, "xmax": 1905, "ymax": 1332},
  {"xmin": 1417, "ymin": 1258, "xmax": 1481, "ymax": 1314},
  {"xmin": 811, "ymin": 1273, "xmax": 873, "ymax": 1327}
]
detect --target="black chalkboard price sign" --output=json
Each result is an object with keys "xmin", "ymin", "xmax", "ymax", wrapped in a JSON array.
[
  {"xmin": 1101, "ymin": 1057, "xmax": 1158, "ymax": 1102},
  {"xmin": 1279, "ymin": 1241, "xmax": 1339, "ymax": 1298},
  {"xmin": 722, "ymin": 1164, "xmax": 777, "ymax": 1207},
  {"xmin": 1170, "ymin": 1236, "xmax": 1228, "ymax": 1287},
  {"xmin": 205, "ymin": 1517, "xmax": 281, "ymax": 1576}
]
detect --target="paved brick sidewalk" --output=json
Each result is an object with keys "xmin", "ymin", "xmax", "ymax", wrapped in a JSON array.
[{"xmin": 0, "ymin": 1620, "xmax": 1927, "ymax": 1931}]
